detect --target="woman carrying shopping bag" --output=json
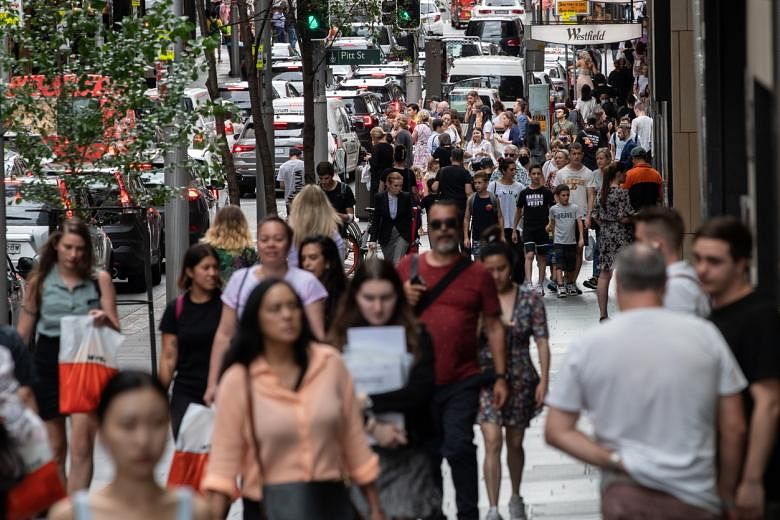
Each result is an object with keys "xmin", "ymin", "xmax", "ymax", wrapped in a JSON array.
[
  {"xmin": 159, "ymin": 243, "xmax": 223, "ymax": 440},
  {"xmin": 16, "ymin": 218, "xmax": 119, "ymax": 493},
  {"xmin": 203, "ymin": 279, "xmax": 384, "ymax": 520},
  {"xmin": 49, "ymin": 371, "xmax": 210, "ymax": 520}
]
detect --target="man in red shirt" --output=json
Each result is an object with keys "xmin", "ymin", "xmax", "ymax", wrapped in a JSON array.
[
  {"xmin": 623, "ymin": 146, "xmax": 663, "ymax": 210},
  {"xmin": 398, "ymin": 200, "xmax": 508, "ymax": 520}
]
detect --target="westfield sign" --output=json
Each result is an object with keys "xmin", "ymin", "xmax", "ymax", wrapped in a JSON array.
[{"xmin": 530, "ymin": 23, "xmax": 642, "ymax": 44}]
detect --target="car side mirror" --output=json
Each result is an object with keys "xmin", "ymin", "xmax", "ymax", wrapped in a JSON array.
[{"xmin": 17, "ymin": 257, "xmax": 35, "ymax": 279}]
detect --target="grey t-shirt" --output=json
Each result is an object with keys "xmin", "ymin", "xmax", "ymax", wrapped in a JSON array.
[
  {"xmin": 546, "ymin": 308, "xmax": 747, "ymax": 514},
  {"xmin": 549, "ymin": 203, "xmax": 584, "ymax": 244},
  {"xmin": 276, "ymin": 158, "xmax": 304, "ymax": 201},
  {"xmin": 665, "ymin": 261, "xmax": 711, "ymax": 318}
]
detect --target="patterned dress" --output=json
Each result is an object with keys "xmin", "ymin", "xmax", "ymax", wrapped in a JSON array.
[
  {"xmin": 592, "ymin": 186, "xmax": 634, "ymax": 271},
  {"xmin": 477, "ymin": 284, "xmax": 549, "ymax": 428},
  {"xmin": 214, "ymin": 246, "xmax": 258, "ymax": 283},
  {"xmin": 413, "ymin": 123, "xmax": 432, "ymax": 170}
]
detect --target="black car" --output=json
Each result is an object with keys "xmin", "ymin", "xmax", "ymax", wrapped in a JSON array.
[
  {"xmin": 338, "ymin": 78, "xmax": 406, "ymax": 112},
  {"xmin": 140, "ymin": 165, "xmax": 216, "ymax": 248},
  {"xmin": 329, "ymin": 90, "xmax": 385, "ymax": 149},
  {"xmin": 465, "ymin": 16, "xmax": 525, "ymax": 56}
]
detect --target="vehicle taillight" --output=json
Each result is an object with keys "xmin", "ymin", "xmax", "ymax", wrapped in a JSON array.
[
  {"xmin": 287, "ymin": 66, "xmax": 301, "ymax": 71},
  {"xmin": 362, "ymin": 115, "xmax": 374, "ymax": 127},
  {"xmin": 57, "ymin": 180, "xmax": 75, "ymax": 219},
  {"xmin": 187, "ymin": 188, "xmax": 200, "ymax": 201},
  {"xmin": 232, "ymin": 143, "xmax": 255, "ymax": 153},
  {"xmin": 505, "ymin": 38, "xmax": 520, "ymax": 46},
  {"xmin": 371, "ymin": 73, "xmax": 386, "ymax": 79},
  {"xmin": 273, "ymin": 121, "xmax": 288, "ymax": 130},
  {"xmin": 115, "ymin": 173, "xmax": 133, "ymax": 209},
  {"xmin": 224, "ymin": 121, "xmax": 234, "ymax": 135},
  {"xmin": 511, "ymin": 9, "xmax": 523, "ymax": 13}
]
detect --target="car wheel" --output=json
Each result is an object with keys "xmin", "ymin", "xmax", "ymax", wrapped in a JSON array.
[{"xmin": 127, "ymin": 272, "xmax": 147, "ymax": 293}]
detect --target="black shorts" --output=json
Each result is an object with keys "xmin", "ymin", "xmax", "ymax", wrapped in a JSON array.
[
  {"xmin": 523, "ymin": 228, "xmax": 551, "ymax": 254},
  {"xmin": 554, "ymin": 244, "xmax": 577, "ymax": 272},
  {"xmin": 32, "ymin": 334, "xmax": 62, "ymax": 421}
]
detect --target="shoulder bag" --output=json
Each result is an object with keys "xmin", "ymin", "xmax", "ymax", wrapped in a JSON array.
[
  {"xmin": 411, "ymin": 254, "xmax": 472, "ymax": 316},
  {"xmin": 244, "ymin": 368, "xmax": 357, "ymax": 520}
]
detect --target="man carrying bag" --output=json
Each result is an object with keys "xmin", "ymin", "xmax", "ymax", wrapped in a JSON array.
[{"xmin": 397, "ymin": 200, "xmax": 508, "ymax": 520}]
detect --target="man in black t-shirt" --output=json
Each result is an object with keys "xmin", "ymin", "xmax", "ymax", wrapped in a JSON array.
[
  {"xmin": 693, "ymin": 217, "xmax": 780, "ymax": 519},
  {"xmin": 433, "ymin": 147, "xmax": 473, "ymax": 217},
  {"xmin": 317, "ymin": 161, "xmax": 355, "ymax": 222},
  {"xmin": 576, "ymin": 117, "xmax": 602, "ymax": 171}
]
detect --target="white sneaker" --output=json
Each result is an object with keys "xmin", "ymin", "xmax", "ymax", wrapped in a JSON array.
[
  {"xmin": 508, "ymin": 495, "xmax": 527, "ymax": 520},
  {"xmin": 485, "ymin": 507, "xmax": 504, "ymax": 520}
]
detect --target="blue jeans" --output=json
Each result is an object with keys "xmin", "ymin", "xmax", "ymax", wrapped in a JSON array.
[{"xmin": 287, "ymin": 26, "xmax": 297, "ymax": 49}]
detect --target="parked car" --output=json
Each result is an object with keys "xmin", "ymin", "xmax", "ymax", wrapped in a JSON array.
[
  {"xmin": 327, "ymin": 90, "xmax": 385, "ymax": 149},
  {"xmin": 472, "ymin": 0, "xmax": 526, "ymax": 19},
  {"xmin": 447, "ymin": 55, "xmax": 526, "ymax": 103},
  {"xmin": 344, "ymin": 23, "xmax": 406, "ymax": 57},
  {"xmin": 465, "ymin": 15, "xmax": 525, "ymax": 56},
  {"xmin": 338, "ymin": 77, "xmax": 406, "ymax": 112},
  {"xmin": 421, "ymin": 0, "xmax": 445, "ymax": 35},
  {"xmin": 139, "ymin": 164, "xmax": 217, "ymax": 246},
  {"xmin": 272, "ymin": 80, "xmax": 301, "ymax": 98},
  {"xmin": 5, "ymin": 177, "xmax": 113, "ymax": 273},
  {"xmin": 271, "ymin": 71, "xmax": 303, "ymax": 96}
]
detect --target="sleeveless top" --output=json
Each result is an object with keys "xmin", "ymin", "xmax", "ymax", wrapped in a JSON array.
[
  {"xmin": 36, "ymin": 268, "xmax": 101, "ymax": 338},
  {"xmin": 72, "ymin": 488, "xmax": 194, "ymax": 520}
]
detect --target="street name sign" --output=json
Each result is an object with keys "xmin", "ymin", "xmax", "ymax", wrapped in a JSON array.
[{"xmin": 328, "ymin": 49, "xmax": 382, "ymax": 66}]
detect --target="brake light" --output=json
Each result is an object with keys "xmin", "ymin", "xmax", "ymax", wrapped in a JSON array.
[
  {"xmin": 273, "ymin": 121, "xmax": 288, "ymax": 130},
  {"xmin": 505, "ymin": 38, "xmax": 520, "ymax": 46},
  {"xmin": 115, "ymin": 173, "xmax": 132, "ymax": 208},
  {"xmin": 225, "ymin": 84, "xmax": 244, "ymax": 90},
  {"xmin": 57, "ymin": 179, "xmax": 74, "ymax": 219},
  {"xmin": 287, "ymin": 65, "xmax": 301, "ymax": 71},
  {"xmin": 187, "ymin": 188, "xmax": 200, "ymax": 201},
  {"xmin": 224, "ymin": 121, "xmax": 234, "ymax": 134},
  {"xmin": 371, "ymin": 73, "xmax": 386, "ymax": 78},
  {"xmin": 130, "ymin": 162, "xmax": 153, "ymax": 171},
  {"xmin": 362, "ymin": 115, "xmax": 374, "ymax": 127},
  {"xmin": 511, "ymin": 9, "xmax": 523, "ymax": 13},
  {"xmin": 232, "ymin": 143, "xmax": 255, "ymax": 153}
]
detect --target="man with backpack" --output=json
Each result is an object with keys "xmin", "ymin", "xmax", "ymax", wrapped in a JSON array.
[
  {"xmin": 397, "ymin": 200, "xmax": 508, "ymax": 520},
  {"xmin": 318, "ymin": 161, "xmax": 355, "ymax": 222}
]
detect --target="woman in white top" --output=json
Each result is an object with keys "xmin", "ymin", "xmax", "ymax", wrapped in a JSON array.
[
  {"xmin": 575, "ymin": 85, "xmax": 597, "ymax": 122},
  {"xmin": 465, "ymin": 128, "xmax": 494, "ymax": 167}
]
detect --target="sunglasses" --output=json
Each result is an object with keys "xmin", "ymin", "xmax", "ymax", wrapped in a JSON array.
[
  {"xmin": 504, "ymin": 153, "xmax": 516, "ymax": 157},
  {"xmin": 429, "ymin": 218, "xmax": 458, "ymax": 231}
]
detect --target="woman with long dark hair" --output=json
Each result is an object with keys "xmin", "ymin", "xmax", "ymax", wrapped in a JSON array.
[
  {"xmin": 591, "ymin": 162, "xmax": 634, "ymax": 321},
  {"xmin": 525, "ymin": 121, "xmax": 548, "ymax": 167},
  {"xmin": 204, "ymin": 280, "xmax": 384, "ymax": 520},
  {"xmin": 49, "ymin": 371, "xmax": 210, "ymax": 519},
  {"xmin": 299, "ymin": 235, "xmax": 346, "ymax": 327},
  {"xmin": 328, "ymin": 260, "xmax": 440, "ymax": 520},
  {"xmin": 159, "ymin": 243, "xmax": 222, "ymax": 439},
  {"xmin": 17, "ymin": 218, "xmax": 119, "ymax": 493},
  {"xmin": 476, "ymin": 234, "xmax": 550, "ymax": 520}
]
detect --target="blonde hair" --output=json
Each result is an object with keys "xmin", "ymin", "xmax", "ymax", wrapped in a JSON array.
[
  {"xmin": 202, "ymin": 205, "xmax": 254, "ymax": 252},
  {"xmin": 288, "ymin": 185, "xmax": 341, "ymax": 250}
]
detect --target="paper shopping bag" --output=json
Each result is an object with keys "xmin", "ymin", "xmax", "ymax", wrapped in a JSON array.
[
  {"xmin": 167, "ymin": 404, "xmax": 214, "ymax": 491},
  {"xmin": 58, "ymin": 315, "xmax": 124, "ymax": 414},
  {"xmin": 6, "ymin": 409, "xmax": 66, "ymax": 520}
]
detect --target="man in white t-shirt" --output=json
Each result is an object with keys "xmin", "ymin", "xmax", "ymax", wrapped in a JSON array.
[
  {"xmin": 631, "ymin": 101, "xmax": 653, "ymax": 153},
  {"xmin": 545, "ymin": 244, "xmax": 747, "ymax": 518},
  {"xmin": 555, "ymin": 143, "xmax": 595, "ymax": 289},
  {"xmin": 634, "ymin": 207, "xmax": 710, "ymax": 317}
]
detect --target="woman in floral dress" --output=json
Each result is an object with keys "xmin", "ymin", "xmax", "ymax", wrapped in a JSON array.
[
  {"xmin": 412, "ymin": 110, "xmax": 432, "ymax": 170},
  {"xmin": 592, "ymin": 161, "xmax": 634, "ymax": 321},
  {"xmin": 476, "ymin": 231, "xmax": 551, "ymax": 520}
]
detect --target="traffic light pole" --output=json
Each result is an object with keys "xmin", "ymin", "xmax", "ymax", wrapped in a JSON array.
[
  {"xmin": 313, "ymin": 41, "xmax": 329, "ymax": 168},
  {"xmin": 230, "ymin": 2, "xmax": 240, "ymax": 77},
  {"xmin": 407, "ymin": 33, "xmax": 422, "ymax": 106}
]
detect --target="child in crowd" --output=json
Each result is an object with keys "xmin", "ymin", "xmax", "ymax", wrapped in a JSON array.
[
  {"xmin": 548, "ymin": 184, "xmax": 584, "ymax": 298},
  {"xmin": 464, "ymin": 171, "xmax": 503, "ymax": 259},
  {"xmin": 514, "ymin": 164, "xmax": 555, "ymax": 293}
]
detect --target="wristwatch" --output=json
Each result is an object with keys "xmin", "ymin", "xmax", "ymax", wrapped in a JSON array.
[{"xmin": 608, "ymin": 451, "xmax": 622, "ymax": 471}]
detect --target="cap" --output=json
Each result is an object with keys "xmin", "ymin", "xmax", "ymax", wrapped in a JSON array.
[
  {"xmin": 630, "ymin": 146, "xmax": 647, "ymax": 158},
  {"xmin": 289, "ymin": 148, "xmax": 302, "ymax": 156}
]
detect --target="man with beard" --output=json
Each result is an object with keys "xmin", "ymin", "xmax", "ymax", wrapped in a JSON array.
[{"xmin": 397, "ymin": 200, "xmax": 509, "ymax": 520}]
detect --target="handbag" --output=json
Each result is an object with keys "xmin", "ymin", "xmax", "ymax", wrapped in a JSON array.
[{"xmin": 243, "ymin": 369, "xmax": 357, "ymax": 520}]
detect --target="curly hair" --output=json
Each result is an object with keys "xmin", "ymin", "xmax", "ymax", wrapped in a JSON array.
[{"xmin": 202, "ymin": 205, "xmax": 254, "ymax": 253}]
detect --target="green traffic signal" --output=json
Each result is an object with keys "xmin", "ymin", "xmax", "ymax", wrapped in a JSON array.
[
  {"xmin": 399, "ymin": 10, "xmax": 411, "ymax": 21},
  {"xmin": 307, "ymin": 14, "xmax": 321, "ymax": 30},
  {"xmin": 395, "ymin": 0, "xmax": 419, "ymax": 29}
]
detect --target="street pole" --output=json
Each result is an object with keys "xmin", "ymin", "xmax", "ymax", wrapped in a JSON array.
[
  {"xmin": 256, "ymin": 0, "xmax": 273, "ymax": 218},
  {"xmin": 406, "ymin": 33, "xmax": 422, "ymax": 106},
  {"xmin": 0, "ymin": 121, "xmax": 7, "ymax": 326},
  {"xmin": 230, "ymin": 1, "xmax": 240, "ymax": 77},
  {"xmin": 165, "ymin": 0, "xmax": 190, "ymax": 300},
  {"xmin": 313, "ymin": 40, "xmax": 329, "ymax": 167}
]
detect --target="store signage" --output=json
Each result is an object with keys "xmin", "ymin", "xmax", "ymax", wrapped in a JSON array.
[
  {"xmin": 555, "ymin": 0, "xmax": 589, "ymax": 16},
  {"xmin": 529, "ymin": 23, "xmax": 642, "ymax": 44}
]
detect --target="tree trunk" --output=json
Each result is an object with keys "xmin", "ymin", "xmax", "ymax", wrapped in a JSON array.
[
  {"xmin": 296, "ymin": 4, "xmax": 317, "ymax": 184},
  {"xmin": 194, "ymin": 0, "xmax": 241, "ymax": 205},
  {"xmin": 237, "ymin": 0, "xmax": 277, "ymax": 215}
]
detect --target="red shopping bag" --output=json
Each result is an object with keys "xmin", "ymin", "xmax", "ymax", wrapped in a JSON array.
[
  {"xmin": 58, "ymin": 315, "xmax": 124, "ymax": 414},
  {"xmin": 6, "ymin": 410, "xmax": 66, "ymax": 520},
  {"xmin": 167, "ymin": 404, "xmax": 214, "ymax": 491}
]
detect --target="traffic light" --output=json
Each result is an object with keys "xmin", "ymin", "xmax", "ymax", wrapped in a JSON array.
[
  {"xmin": 381, "ymin": 0, "xmax": 395, "ymax": 26},
  {"xmin": 305, "ymin": 0, "xmax": 329, "ymax": 39},
  {"xmin": 395, "ymin": 0, "xmax": 420, "ymax": 29}
]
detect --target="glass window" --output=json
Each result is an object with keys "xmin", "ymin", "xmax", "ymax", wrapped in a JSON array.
[{"xmin": 485, "ymin": 0, "xmax": 517, "ymax": 6}]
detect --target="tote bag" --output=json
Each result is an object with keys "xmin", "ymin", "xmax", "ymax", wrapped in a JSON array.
[
  {"xmin": 167, "ymin": 404, "xmax": 214, "ymax": 491},
  {"xmin": 58, "ymin": 315, "xmax": 124, "ymax": 414}
]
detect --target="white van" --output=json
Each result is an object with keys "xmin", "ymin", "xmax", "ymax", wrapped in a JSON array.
[
  {"xmin": 272, "ymin": 97, "xmax": 361, "ymax": 177},
  {"xmin": 447, "ymin": 55, "xmax": 525, "ymax": 103}
]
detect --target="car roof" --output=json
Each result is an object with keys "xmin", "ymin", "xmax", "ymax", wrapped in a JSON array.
[
  {"xmin": 467, "ymin": 15, "xmax": 523, "ymax": 21},
  {"xmin": 449, "ymin": 87, "xmax": 500, "ymax": 96},
  {"xmin": 340, "ymin": 78, "xmax": 396, "ymax": 87},
  {"xmin": 451, "ymin": 55, "xmax": 525, "ymax": 66},
  {"xmin": 218, "ymin": 81, "xmax": 249, "ymax": 90}
]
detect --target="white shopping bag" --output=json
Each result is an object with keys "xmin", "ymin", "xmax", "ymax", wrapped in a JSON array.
[{"xmin": 167, "ymin": 404, "xmax": 215, "ymax": 489}]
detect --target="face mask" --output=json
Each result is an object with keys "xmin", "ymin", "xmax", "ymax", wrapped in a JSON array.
[{"xmin": 519, "ymin": 156, "xmax": 530, "ymax": 166}]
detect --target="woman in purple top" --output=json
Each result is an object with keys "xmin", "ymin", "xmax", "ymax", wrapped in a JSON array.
[{"xmin": 203, "ymin": 216, "xmax": 328, "ymax": 405}]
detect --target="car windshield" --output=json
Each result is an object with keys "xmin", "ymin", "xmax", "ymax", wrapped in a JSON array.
[
  {"xmin": 446, "ymin": 42, "xmax": 481, "ymax": 58},
  {"xmin": 421, "ymin": 2, "xmax": 438, "ymax": 14},
  {"xmin": 466, "ymin": 21, "xmax": 513, "ymax": 42},
  {"xmin": 5, "ymin": 185, "xmax": 51, "ymax": 226},
  {"xmin": 349, "ymin": 26, "xmax": 390, "ymax": 45},
  {"xmin": 340, "ymin": 97, "xmax": 369, "ymax": 114},
  {"xmin": 219, "ymin": 89, "xmax": 251, "ymax": 111},
  {"xmin": 274, "ymin": 71, "xmax": 303, "ymax": 82},
  {"xmin": 450, "ymin": 75, "xmax": 524, "ymax": 100},
  {"xmin": 485, "ymin": 0, "xmax": 517, "ymax": 6}
]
